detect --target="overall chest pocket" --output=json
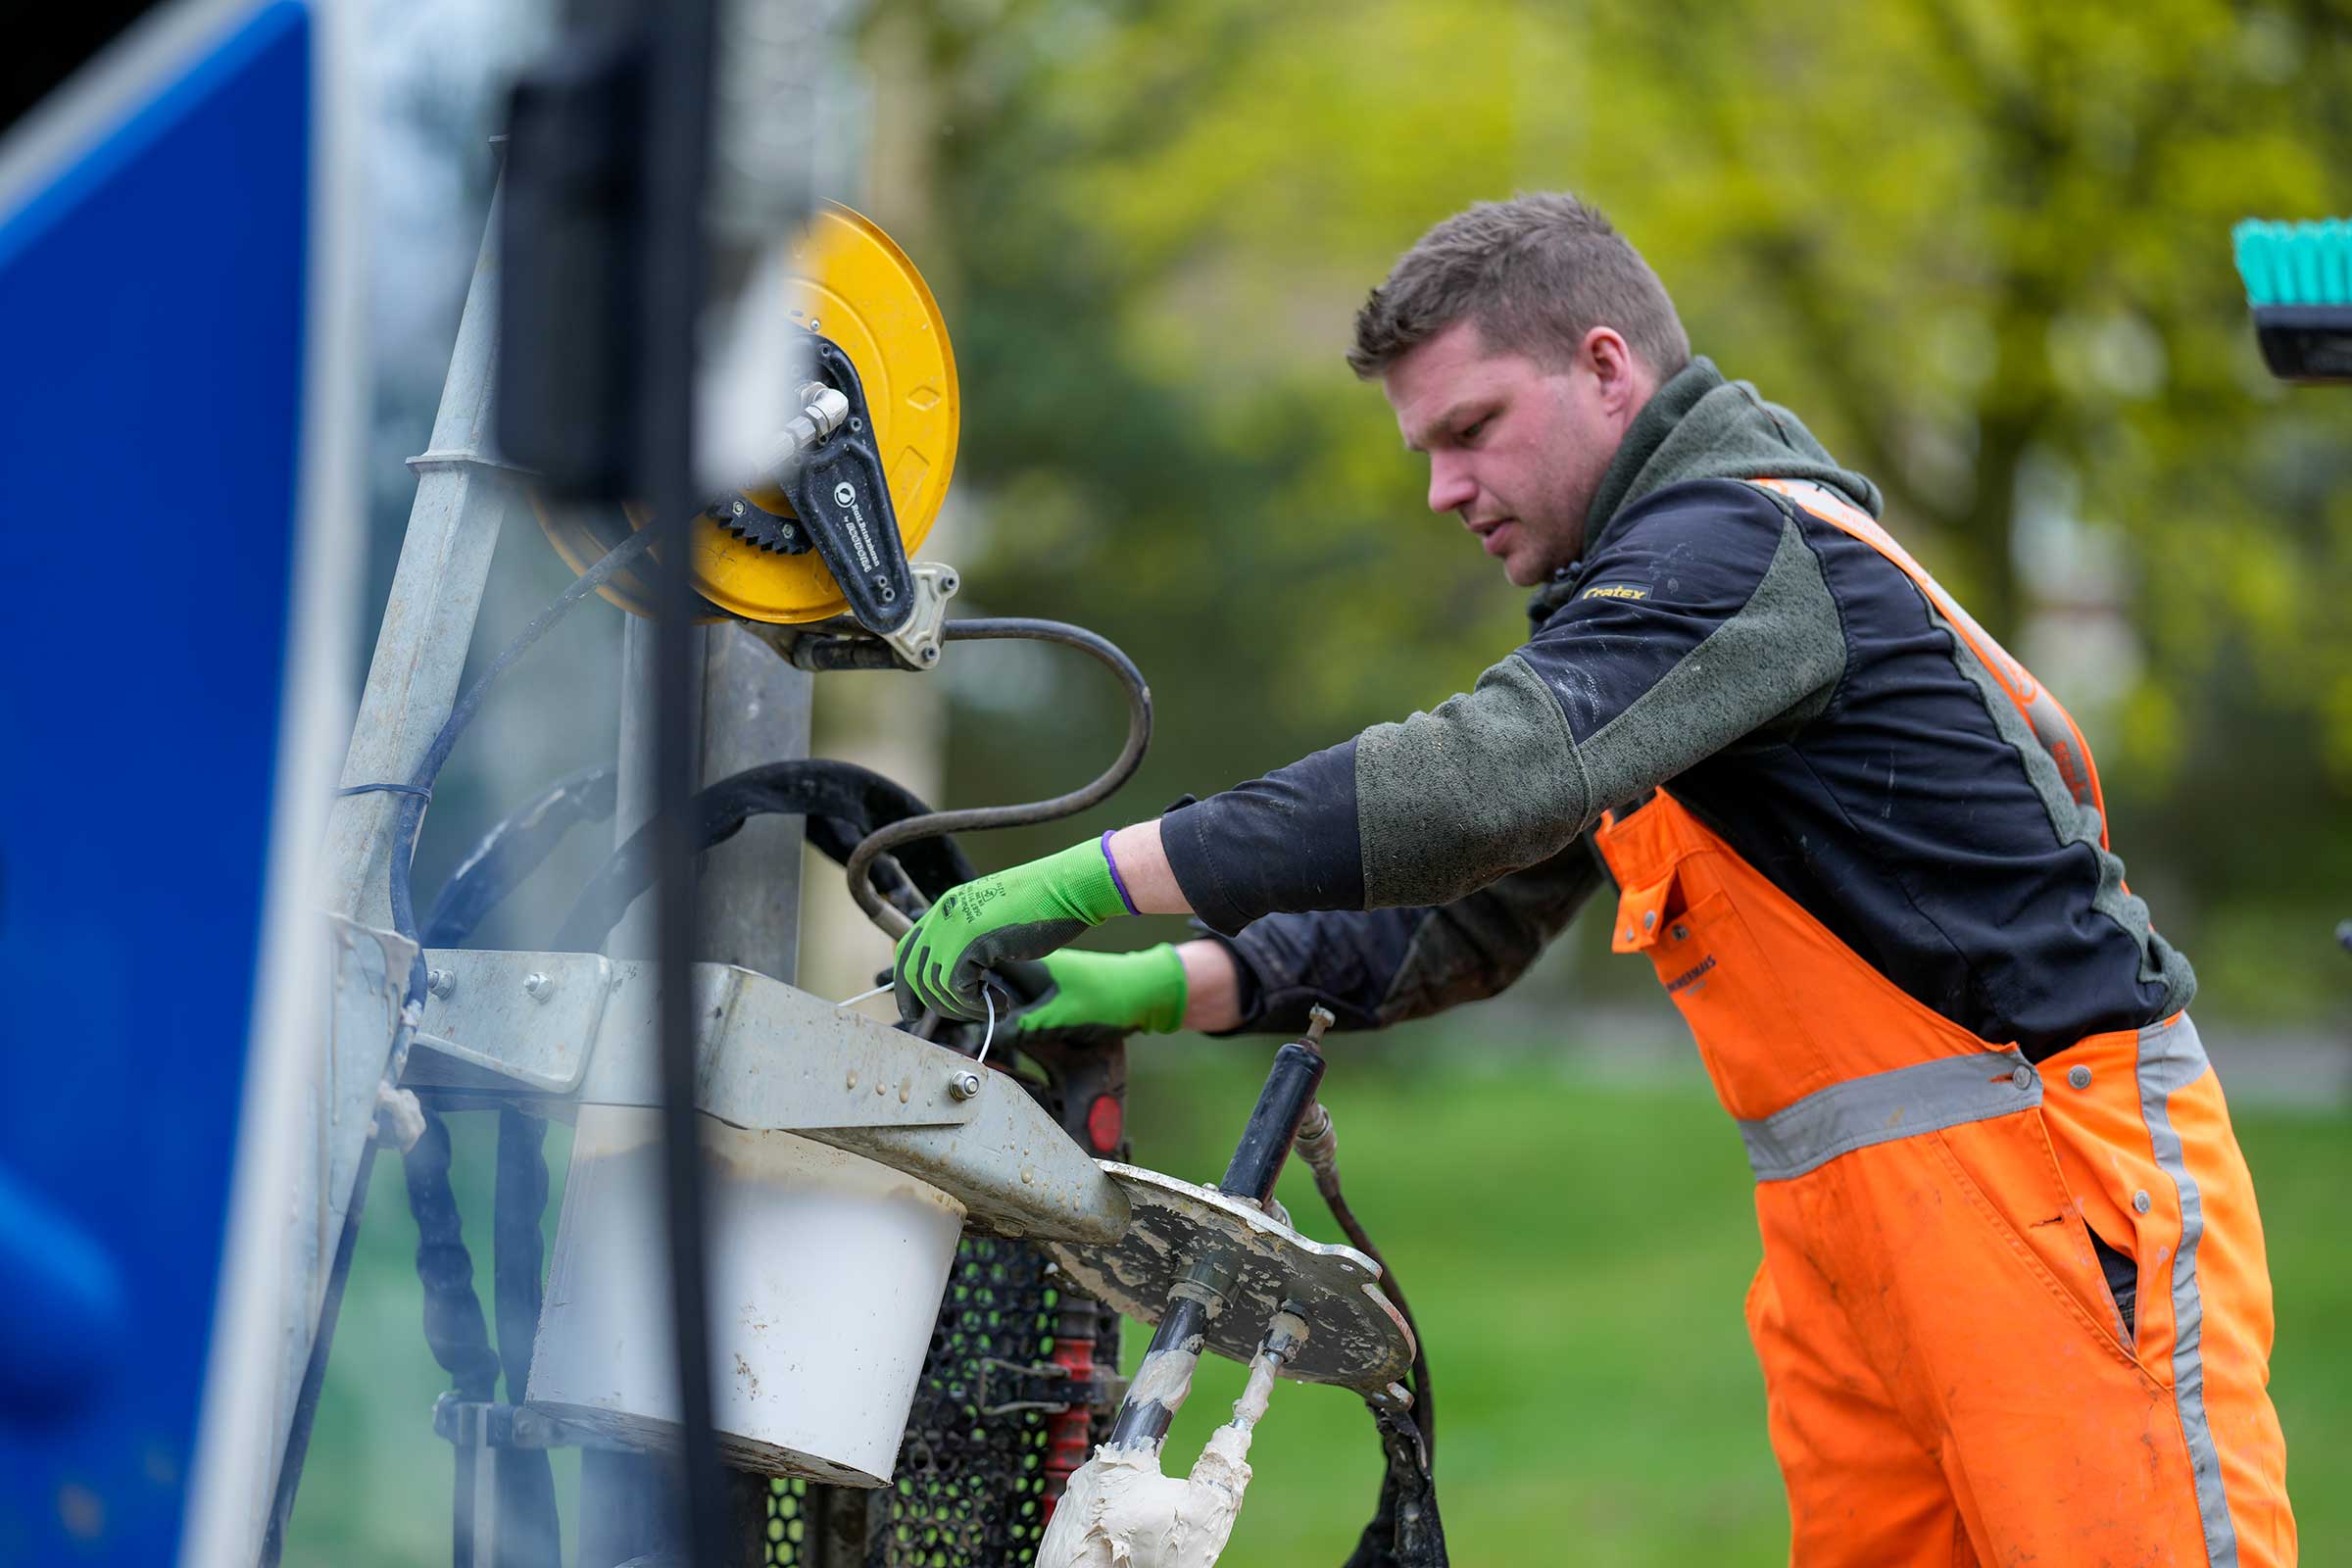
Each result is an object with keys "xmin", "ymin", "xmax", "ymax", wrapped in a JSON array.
[{"xmin": 1614, "ymin": 868, "xmax": 1834, "ymax": 1121}]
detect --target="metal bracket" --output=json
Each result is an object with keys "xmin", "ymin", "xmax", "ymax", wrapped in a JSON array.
[
  {"xmin": 1045, "ymin": 1160, "xmax": 1414, "ymax": 1392},
  {"xmin": 406, "ymin": 445, "xmax": 540, "ymax": 479},
  {"xmin": 878, "ymin": 560, "xmax": 959, "ymax": 669},
  {"xmin": 396, "ymin": 943, "xmax": 1131, "ymax": 1243},
  {"xmin": 748, "ymin": 559, "xmax": 960, "ymax": 673},
  {"xmin": 412, "ymin": 949, "xmax": 611, "ymax": 1093},
  {"xmin": 406, "ymin": 947, "xmax": 975, "ymax": 1129},
  {"xmin": 432, "ymin": 1395, "xmax": 639, "ymax": 1454}
]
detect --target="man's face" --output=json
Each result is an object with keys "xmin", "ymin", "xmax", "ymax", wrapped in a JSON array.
[{"xmin": 1382, "ymin": 319, "xmax": 1648, "ymax": 587}]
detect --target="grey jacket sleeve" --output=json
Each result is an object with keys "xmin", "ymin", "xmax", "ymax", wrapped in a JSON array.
[
  {"xmin": 1162, "ymin": 479, "xmax": 1846, "ymax": 932},
  {"xmin": 1199, "ymin": 834, "xmax": 1610, "ymax": 1036}
]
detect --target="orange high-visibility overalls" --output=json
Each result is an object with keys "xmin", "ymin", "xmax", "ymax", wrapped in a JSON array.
[{"xmin": 1592, "ymin": 480, "xmax": 2294, "ymax": 1566}]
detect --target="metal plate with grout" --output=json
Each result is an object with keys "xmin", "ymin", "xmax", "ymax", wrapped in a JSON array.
[{"xmin": 1041, "ymin": 1161, "xmax": 1414, "ymax": 1394}]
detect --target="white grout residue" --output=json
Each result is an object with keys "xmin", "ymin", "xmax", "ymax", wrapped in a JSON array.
[
  {"xmin": 1029, "ymin": 1340, "xmax": 1282, "ymax": 1568},
  {"xmin": 1121, "ymin": 1334, "xmax": 1205, "ymax": 1421}
]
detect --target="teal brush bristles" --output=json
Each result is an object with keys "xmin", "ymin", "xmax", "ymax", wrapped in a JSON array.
[
  {"xmin": 2236, "ymin": 218, "xmax": 2352, "ymax": 382},
  {"xmin": 2234, "ymin": 219, "xmax": 2352, "ymax": 306}
]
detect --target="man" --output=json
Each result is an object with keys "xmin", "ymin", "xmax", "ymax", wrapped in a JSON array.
[{"xmin": 892, "ymin": 194, "xmax": 2295, "ymax": 1565}]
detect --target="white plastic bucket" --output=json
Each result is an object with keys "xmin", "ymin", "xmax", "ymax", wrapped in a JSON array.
[{"xmin": 526, "ymin": 1105, "xmax": 966, "ymax": 1485}]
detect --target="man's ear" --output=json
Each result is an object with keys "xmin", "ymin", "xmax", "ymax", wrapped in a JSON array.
[{"xmin": 1582, "ymin": 326, "xmax": 1641, "ymax": 412}]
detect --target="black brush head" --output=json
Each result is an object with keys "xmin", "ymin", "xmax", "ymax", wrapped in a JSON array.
[{"xmin": 2254, "ymin": 306, "xmax": 2352, "ymax": 384}]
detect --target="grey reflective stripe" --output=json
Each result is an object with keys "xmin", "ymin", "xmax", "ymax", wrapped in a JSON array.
[
  {"xmin": 1738, "ymin": 1050, "xmax": 2041, "ymax": 1184},
  {"xmin": 2137, "ymin": 1015, "xmax": 2236, "ymax": 1567}
]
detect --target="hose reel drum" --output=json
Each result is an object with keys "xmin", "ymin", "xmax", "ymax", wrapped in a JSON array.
[{"xmin": 533, "ymin": 200, "xmax": 960, "ymax": 642}]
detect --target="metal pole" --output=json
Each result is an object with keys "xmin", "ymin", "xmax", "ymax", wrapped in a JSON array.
[
  {"xmin": 323, "ymin": 186, "xmax": 522, "ymax": 923},
  {"xmin": 259, "ymin": 191, "xmax": 522, "ymax": 1557},
  {"xmin": 579, "ymin": 617, "xmax": 811, "ymax": 1566}
]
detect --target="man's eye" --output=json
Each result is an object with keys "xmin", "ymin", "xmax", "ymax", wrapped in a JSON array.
[{"xmin": 1460, "ymin": 416, "xmax": 1491, "ymax": 442}]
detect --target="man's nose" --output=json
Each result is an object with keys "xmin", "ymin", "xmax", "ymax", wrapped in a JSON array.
[{"xmin": 1427, "ymin": 455, "xmax": 1477, "ymax": 515}]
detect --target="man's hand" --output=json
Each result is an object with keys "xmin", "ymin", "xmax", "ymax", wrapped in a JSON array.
[
  {"xmin": 1010, "ymin": 946, "xmax": 1190, "ymax": 1036},
  {"xmin": 894, "ymin": 837, "xmax": 1134, "ymax": 1020}
]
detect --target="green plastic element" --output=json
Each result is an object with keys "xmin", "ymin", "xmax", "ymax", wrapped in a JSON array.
[
  {"xmin": 2233, "ymin": 217, "xmax": 2352, "ymax": 306},
  {"xmin": 893, "ymin": 838, "xmax": 1131, "ymax": 1020},
  {"xmin": 1012, "ymin": 944, "xmax": 1190, "ymax": 1036}
]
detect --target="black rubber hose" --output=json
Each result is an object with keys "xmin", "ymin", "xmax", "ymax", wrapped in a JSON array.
[
  {"xmin": 422, "ymin": 764, "xmax": 619, "ymax": 948},
  {"xmin": 383, "ymin": 527, "xmax": 662, "ymax": 1005},
  {"xmin": 553, "ymin": 760, "xmax": 977, "ymax": 956},
  {"xmin": 1342, "ymin": 1401, "xmax": 1449, "ymax": 1568},
  {"xmin": 843, "ymin": 617, "xmax": 1152, "ymax": 938},
  {"xmin": 1316, "ymin": 1171, "xmax": 1434, "ymax": 1461},
  {"xmin": 401, "ymin": 1111, "xmax": 502, "ymax": 1402}
]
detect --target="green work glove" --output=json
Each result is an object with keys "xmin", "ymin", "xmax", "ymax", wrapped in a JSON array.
[
  {"xmin": 1012, "ymin": 946, "xmax": 1190, "ymax": 1036},
  {"xmin": 894, "ymin": 837, "xmax": 1135, "ymax": 1021}
]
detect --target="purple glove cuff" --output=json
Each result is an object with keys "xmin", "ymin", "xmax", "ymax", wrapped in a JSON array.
[{"xmin": 1100, "ymin": 830, "xmax": 1143, "ymax": 916}]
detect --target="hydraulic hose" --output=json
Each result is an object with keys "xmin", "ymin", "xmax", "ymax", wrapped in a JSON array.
[
  {"xmin": 373, "ymin": 526, "xmax": 664, "ymax": 1005},
  {"xmin": 843, "ymin": 616, "xmax": 1152, "ymax": 938},
  {"xmin": 1296, "ymin": 1099, "xmax": 1435, "ymax": 1461},
  {"xmin": 555, "ymin": 760, "xmax": 978, "ymax": 955},
  {"xmin": 422, "ymin": 764, "xmax": 619, "ymax": 948}
]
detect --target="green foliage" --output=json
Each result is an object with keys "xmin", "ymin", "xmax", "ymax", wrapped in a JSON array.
[{"xmin": 878, "ymin": 0, "xmax": 2352, "ymax": 1010}]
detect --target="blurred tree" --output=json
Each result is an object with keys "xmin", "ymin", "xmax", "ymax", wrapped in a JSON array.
[{"xmin": 868, "ymin": 0, "xmax": 2352, "ymax": 1013}]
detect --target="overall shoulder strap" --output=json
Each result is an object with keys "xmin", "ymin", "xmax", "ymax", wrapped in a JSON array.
[{"xmin": 1748, "ymin": 477, "xmax": 2112, "ymax": 848}]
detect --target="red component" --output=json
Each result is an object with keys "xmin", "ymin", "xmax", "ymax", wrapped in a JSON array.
[
  {"xmin": 1042, "ymin": 1329, "xmax": 1098, "ymax": 1519},
  {"xmin": 1084, "ymin": 1093, "xmax": 1123, "ymax": 1153}
]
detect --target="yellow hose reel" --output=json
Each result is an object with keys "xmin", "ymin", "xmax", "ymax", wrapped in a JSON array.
[{"xmin": 534, "ymin": 201, "xmax": 959, "ymax": 628}]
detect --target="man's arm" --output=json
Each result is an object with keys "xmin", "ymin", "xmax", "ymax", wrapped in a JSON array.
[
  {"xmin": 1154, "ymin": 480, "xmax": 1846, "ymax": 937},
  {"xmin": 1001, "ymin": 835, "xmax": 1602, "ymax": 1037},
  {"xmin": 895, "ymin": 481, "xmax": 1844, "ymax": 1020},
  {"xmin": 1190, "ymin": 833, "xmax": 1609, "ymax": 1035}
]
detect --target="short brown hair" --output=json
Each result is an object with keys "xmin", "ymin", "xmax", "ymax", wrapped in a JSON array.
[{"xmin": 1348, "ymin": 193, "xmax": 1690, "ymax": 381}]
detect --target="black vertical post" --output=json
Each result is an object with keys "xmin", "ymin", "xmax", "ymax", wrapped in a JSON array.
[
  {"xmin": 635, "ymin": 0, "xmax": 727, "ymax": 1560},
  {"xmin": 1218, "ymin": 1042, "xmax": 1325, "ymax": 1207},
  {"xmin": 498, "ymin": 0, "xmax": 730, "ymax": 1557}
]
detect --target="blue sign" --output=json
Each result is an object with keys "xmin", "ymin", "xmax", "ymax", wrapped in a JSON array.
[{"xmin": 0, "ymin": 2, "xmax": 354, "ymax": 1560}]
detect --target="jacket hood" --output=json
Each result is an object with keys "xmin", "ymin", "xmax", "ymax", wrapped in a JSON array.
[
  {"xmin": 1588, "ymin": 357, "xmax": 1880, "ymax": 548},
  {"xmin": 1528, "ymin": 358, "xmax": 1881, "ymax": 623}
]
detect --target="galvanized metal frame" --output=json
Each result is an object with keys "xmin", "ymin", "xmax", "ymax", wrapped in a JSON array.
[{"xmin": 282, "ymin": 167, "xmax": 1131, "ymax": 1568}]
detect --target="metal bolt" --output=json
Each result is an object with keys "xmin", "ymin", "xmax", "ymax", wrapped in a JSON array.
[
  {"xmin": 2011, "ymin": 1064, "xmax": 2034, "ymax": 1090},
  {"xmin": 2067, "ymin": 1064, "xmax": 2092, "ymax": 1090},
  {"xmin": 427, "ymin": 966, "xmax": 456, "ymax": 1000},
  {"xmin": 780, "ymin": 522, "xmax": 796, "ymax": 539},
  {"xmin": 2132, "ymin": 1189, "xmax": 2153, "ymax": 1213},
  {"xmin": 524, "ymin": 971, "xmax": 557, "ymax": 1003},
  {"xmin": 949, "ymin": 1070, "xmax": 984, "ymax": 1101},
  {"xmin": 1671, "ymin": 924, "xmax": 1690, "ymax": 942},
  {"xmin": 919, "ymin": 645, "xmax": 940, "ymax": 664},
  {"xmin": 849, "ymin": 416, "xmax": 863, "ymax": 431},
  {"xmin": 730, "ymin": 498, "xmax": 746, "ymax": 515}
]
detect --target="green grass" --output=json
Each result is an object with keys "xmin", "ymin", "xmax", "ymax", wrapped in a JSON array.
[{"xmin": 285, "ymin": 1045, "xmax": 2352, "ymax": 1566}]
